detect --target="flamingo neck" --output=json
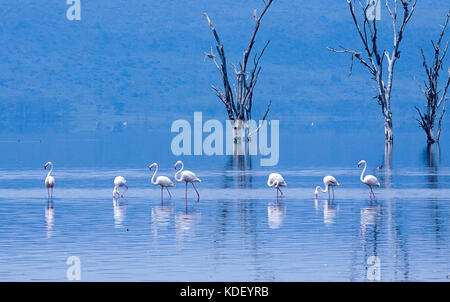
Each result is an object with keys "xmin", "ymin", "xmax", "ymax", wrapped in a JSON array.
[
  {"xmin": 47, "ymin": 164, "xmax": 53, "ymax": 178},
  {"xmin": 151, "ymin": 165, "xmax": 159, "ymax": 185},
  {"xmin": 175, "ymin": 162, "xmax": 184, "ymax": 182},
  {"xmin": 316, "ymin": 184, "xmax": 328, "ymax": 194},
  {"xmin": 360, "ymin": 162, "xmax": 367, "ymax": 182},
  {"xmin": 314, "ymin": 186, "xmax": 320, "ymax": 195}
]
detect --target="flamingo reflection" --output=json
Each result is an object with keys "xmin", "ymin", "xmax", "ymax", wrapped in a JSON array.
[
  {"xmin": 359, "ymin": 205, "xmax": 378, "ymax": 239},
  {"xmin": 113, "ymin": 197, "xmax": 127, "ymax": 228},
  {"xmin": 267, "ymin": 201, "xmax": 287, "ymax": 229},
  {"xmin": 323, "ymin": 200, "xmax": 338, "ymax": 225},
  {"xmin": 174, "ymin": 210, "xmax": 200, "ymax": 240},
  {"xmin": 45, "ymin": 200, "xmax": 54, "ymax": 239},
  {"xmin": 314, "ymin": 196, "xmax": 339, "ymax": 225},
  {"xmin": 150, "ymin": 202, "xmax": 174, "ymax": 236}
]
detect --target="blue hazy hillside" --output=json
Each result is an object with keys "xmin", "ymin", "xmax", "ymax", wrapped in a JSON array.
[{"xmin": 0, "ymin": 1, "xmax": 449, "ymax": 168}]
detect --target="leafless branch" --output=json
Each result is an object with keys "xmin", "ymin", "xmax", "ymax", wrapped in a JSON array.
[
  {"xmin": 329, "ymin": 0, "xmax": 417, "ymax": 143},
  {"xmin": 416, "ymin": 12, "xmax": 450, "ymax": 143},
  {"xmin": 204, "ymin": 0, "xmax": 274, "ymax": 125}
]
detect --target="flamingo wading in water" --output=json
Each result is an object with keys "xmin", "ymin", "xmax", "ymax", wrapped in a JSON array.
[
  {"xmin": 149, "ymin": 163, "xmax": 175, "ymax": 201},
  {"xmin": 358, "ymin": 160, "xmax": 380, "ymax": 199},
  {"xmin": 113, "ymin": 176, "xmax": 128, "ymax": 199},
  {"xmin": 174, "ymin": 160, "xmax": 201, "ymax": 203},
  {"xmin": 44, "ymin": 161, "xmax": 55, "ymax": 200},
  {"xmin": 315, "ymin": 176, "xmax": 340, "ymax": 199},
  {"xmin": 267, "ymin": 173, "xmax": 286, "ymax": 199}
]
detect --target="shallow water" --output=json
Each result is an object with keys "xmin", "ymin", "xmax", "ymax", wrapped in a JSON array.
[{"xmin": 0, "ymin": 159, "xmax": 448, "ymax": 281}]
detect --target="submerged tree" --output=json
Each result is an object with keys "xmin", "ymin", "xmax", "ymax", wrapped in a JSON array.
[
  {"xmin": 203, "ymin": 0, "xmax": 273, "ymax": 145},
  {"xmin": 415, "ymin": 12, "xmax": 450, "ymax": 144},
  {"xmin": 328, "ymin": 0, "xmax": 417, "ymax": 144}
]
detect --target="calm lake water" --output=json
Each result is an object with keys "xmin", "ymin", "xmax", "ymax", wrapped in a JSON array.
[{"xmin": 0, "ymin": 122, "xmax": 448, "ymax": 281}]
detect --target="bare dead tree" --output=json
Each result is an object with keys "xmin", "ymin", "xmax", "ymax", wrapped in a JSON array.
[
  {"xmin": 204, "ymin": 0, "xmax": 273, "ymax": 142},
  {"xmin": 328, "ymin": 0, "xmax": 417, "ymax": 144},
  {"xmin": 415, "ymin": 12, "xmax": 450, "ymax": 144}
]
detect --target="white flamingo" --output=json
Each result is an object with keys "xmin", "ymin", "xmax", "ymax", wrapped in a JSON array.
[
  {"xmin": 113, "ymin": 176, "xmax": 128, "ymax": 198},
  {"xmin": 358, "ymin": 160, "xmax": 380, "ymax": 199},
  {"xmin": 314, "ymin": 176, "xmax": 340, "ymax": 199},
  {"xmin": 267, "ymin": 173, "xmax": 286, "ymax": 199},
  {"xmin": 44, "ymin": 161, "xmax": 55, "ymax": 200},
  {"xmin": 149, "ymin": 163, "xmax": 175, "ymax": 201},
  {"xmin": 174, "ymin": 160, "xmax": 201, "ymax": 203}
]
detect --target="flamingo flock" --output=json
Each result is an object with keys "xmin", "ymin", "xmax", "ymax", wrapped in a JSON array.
[{"xmin": 43, "ymin": 159, "xmax": 381, "ymax": 203}]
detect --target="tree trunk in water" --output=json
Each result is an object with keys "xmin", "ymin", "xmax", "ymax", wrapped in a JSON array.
[
  {"xmin": 384, "ymin": 115, "xmax": 394, "ymax": 143},
  {"xmin": 384, "ymin": 141, "xmax": 393, "ymax": 189},
  {"xmin": 232, "ymin": 120, "xmax": 245, "ymax": 156},
  {"xmin": 426, "ymin": 125, "xmax": 435, "ymax": 144}
]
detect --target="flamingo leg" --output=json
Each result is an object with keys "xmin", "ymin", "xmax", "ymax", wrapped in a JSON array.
[
  {"xmin": 161, "ymin": 186, "xmax": 163, "ymax": 204},
  {"xmin": 185, "ymin": 182, "xmax": 188, "ymax": 214},
  {"xmin": 166, "ymin": 187, "xmax": 172, "ymax": 198},
  {"xmin": 368, "ymin": 186, "xmax": 375, "ymax": 200},
  {"xmin": 51, "ymin": 187, "xmax": 54, "ymax": 200},
  {"xmin": 328, "ymin": 189, "xmax": 330, "ymax": 200},
  {"xmin": 47, "ymin": 187, "xmax": 50, "ymax": 200},
  {"xmin": 121, "ymin": 185, "xmax": 128, "ymax": 198},
  {"xmin": 192, "ymin": 183, "xmax": 200, "ymax": 202},
  {"xmin": 332, "ymin": 186, "xmax": 335, "ymax": 200},
  {"xmin": 277, "ymin": 187, "xmax": 283, "ymax": 200}
]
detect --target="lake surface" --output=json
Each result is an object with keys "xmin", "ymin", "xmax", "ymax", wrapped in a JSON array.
[{"xmin": 0, "ymin": 123, "xmax": 448, "ymax": 281}]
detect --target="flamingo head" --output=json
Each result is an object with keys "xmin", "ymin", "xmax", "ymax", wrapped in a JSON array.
[
  {"xmin": 174, "ymin": 160, "xmax": 182, "ymax": 170},
  {"xmin": 44, "ymin": 161, "xmax": 52, "ymax": 169},
  {"xmin": 314, "ymin": 186, "xmax": 319, "ymax": 197},
  {"xmin": 357, "ymin": 160, "xmax": 366, "ymax": 167},
  {"xmin": 149, "ymin": 163, "xmax": 157, "ymax": 170}
]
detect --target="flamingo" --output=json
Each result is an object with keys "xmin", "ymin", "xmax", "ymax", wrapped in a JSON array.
[
  {"xmin": 113, "ymin": 176, "xmax": 128, "ymax": 198},
  {"xmin": 358, "ymin": 160, "xmax": 380, "ymax": 199},
  {"xmin": 174, "ymin": 160, "xmax": 201, "ymax": 203},
  {"xmin": 44, "ymin": 161, "xmax": 55, "ymax": 200},
  {"xmin": 267, "ymin": 173, "xmax": 286, "ymax": 199},
  {"xmin": 149, "ymin": 163, "xmax": 175, "ymax": 201},
  {"xmin": 315, "ymin": 176, "xmax": 340, "ymax": 199}
]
